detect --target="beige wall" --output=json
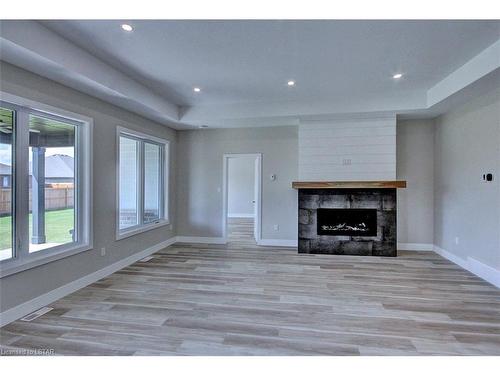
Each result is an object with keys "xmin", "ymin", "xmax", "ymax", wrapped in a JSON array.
[
  {"xmin": 176, "ymin": 126, "xmax": 298, "ymax": 240},
  {"xmin": 176, "ymin": 122, "xmax": 436, "ymax": 245},
  {"xmin": 434, "ymin": 89, "xmax": 500, "ymax": 269},
  {"xmin": 397, "ymin": 120, "xmax": 435, "ymax": 246},
  {"xmin": 0, "ymin": 62, "xmax": 177, "ymax": 312}
]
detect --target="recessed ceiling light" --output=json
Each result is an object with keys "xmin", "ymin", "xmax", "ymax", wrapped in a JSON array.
[
  {"xmin": 121, "ymin": 24, "xmax": 133, "ymax": 32},
  {"xmin": 193, "ymin": 87, "xmax": 201, "ymax": 93},
  {"xmin": 287, "ymin": 80, "xmax": 295, "ymax": 86},
  {"xmin": 393, "ymin": 73, "xmax": 403, "ymax": 79}
]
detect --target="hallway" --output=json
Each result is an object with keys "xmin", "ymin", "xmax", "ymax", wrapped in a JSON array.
[{"xmin": 227, "ymin": 217, "xmax": 256, "ymax": 247}]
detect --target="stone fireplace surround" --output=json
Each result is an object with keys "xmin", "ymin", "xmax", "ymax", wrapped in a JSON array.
[{"xmin": 293, "ymin": 181, "xmax": 406, "ymax": 257}]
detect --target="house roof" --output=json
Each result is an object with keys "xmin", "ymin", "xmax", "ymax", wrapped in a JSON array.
[
  {"xmin": 0, "ymin": 162, "xmax": 11, "ymax": 175},
  {"xmin": 29, "ymin": 154, "xmax": 74, "ymax": 179}
]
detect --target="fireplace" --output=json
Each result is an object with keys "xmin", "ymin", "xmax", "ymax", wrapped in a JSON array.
[
  {"xmin": 317, "ymin": 208, "xmax": 377, "ymax": 237},
  {"xmin": 292, "ymin": 181, "xmax": 407, "ymax": 257}
]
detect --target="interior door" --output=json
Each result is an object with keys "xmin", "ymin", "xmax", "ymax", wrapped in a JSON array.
[{"xmin": 253, "ymin": 156, "xmax": 259, "ymax": 241}]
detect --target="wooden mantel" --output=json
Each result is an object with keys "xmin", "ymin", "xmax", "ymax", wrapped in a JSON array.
[{"xmin": 292, "ymin": 180, "xmax": 407, "ymax": 189}]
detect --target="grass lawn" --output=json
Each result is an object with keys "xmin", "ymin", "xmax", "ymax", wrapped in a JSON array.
[{"xmin": 0, "ymin": 208, "xmax": 74, "ymax": 250}]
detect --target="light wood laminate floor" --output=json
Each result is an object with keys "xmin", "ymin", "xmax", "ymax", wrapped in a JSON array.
[
  {"xmin": 1, "ymin": 222, "xmax": 499, "ymax": 355},
  {"xmin": 227, "ymin": 217, "xmax": 256, "ymax": 247}
]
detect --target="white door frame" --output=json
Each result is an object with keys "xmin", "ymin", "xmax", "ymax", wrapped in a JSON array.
[{"xmin": 222, "ymin": 153, "xmax": 262, "ymax": 243}]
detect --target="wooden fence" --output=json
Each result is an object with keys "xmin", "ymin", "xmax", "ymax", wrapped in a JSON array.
[{"xmin": 0, "ymin": 187, "xmax": 74, "ymax": 215}]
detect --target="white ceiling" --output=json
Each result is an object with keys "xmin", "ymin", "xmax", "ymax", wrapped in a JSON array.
[
  {"xmin": 1, "ymin": 20, "xmax": 499, "ymax": 128},
  {"xmin": 43, "ymin": 20, "xmax": 499, "ymax": 107}
]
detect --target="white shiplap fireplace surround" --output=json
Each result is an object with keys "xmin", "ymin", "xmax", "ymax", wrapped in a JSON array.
[{"xmin": 298, "ymin": 116, "xmax": 396, "ymax": 181}]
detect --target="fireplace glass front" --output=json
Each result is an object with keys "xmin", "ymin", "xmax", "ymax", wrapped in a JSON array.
[{"xmin": 317, "ymin": 208, "xmax": 377, "ymax": 236}]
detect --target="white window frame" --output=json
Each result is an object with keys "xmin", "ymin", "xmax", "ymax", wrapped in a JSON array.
[
  {"xmin": 116, "ymin": 126, "xmax": 169, "ymax": 240},
  {"xmin": 0, "ymin": 92, "xmax": 93, "ymax": 278}
]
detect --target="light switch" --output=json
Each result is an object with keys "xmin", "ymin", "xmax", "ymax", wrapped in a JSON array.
[{"xmin": 482, "ymin": 173, "xmax": 494, "ymax": 182}]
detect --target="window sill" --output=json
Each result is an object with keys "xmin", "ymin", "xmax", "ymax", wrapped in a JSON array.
[
  {"xmin": 0, "ymin": 242, "xmax": 93, "ymax": 278},
  {"xmin": 116, "ymin": 220, "xmax": 171, "ymax": 241}
]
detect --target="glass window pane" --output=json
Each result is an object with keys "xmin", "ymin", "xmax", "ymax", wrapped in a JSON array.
[
  {"xmin": 119, "ymin": 137, "xmax": 139, "ymax": 229},
  {"xmin": 29, "ymin": 114, "xmax": 76, "ymax": 253},
  {"xmin": 0, "ymin": 107, "xmax": 14, "ymax": 260},
  {"xmin": 144, "ymin": 142, "xmax": 161, "ymax": 224}
]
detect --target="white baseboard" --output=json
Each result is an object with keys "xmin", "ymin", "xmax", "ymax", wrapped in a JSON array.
[
  {"xmin": 175, "ymin": 236, "xmax": 227, "ymax": 245},
  {"xmin": 433, "ymin": 245, "xmax": 500, "ymax": 288},
  {"xmin": 176, "ymin": 236, "xmax": 296, "ymax": 247},
  {"xmin": 257, "ymin": 239, "xmax": 298, "ymax": 247},
  {"xmin": 0, "ymin": 236, "xmax": 177, "ymax": 327},
  {"xmin": 228, "ymin": 213, "xmax": 255, "ymax": 218},
  {"xmin": 433, "ymin": 245, "xmax": 469, "ymax": 269},
  {"xmin": 397, "ymin": 242, "xmax": 434, "ymax": 251},
  {"xmin": 468, "ymin": 257, "xmax": 500, "ymax": 288}
]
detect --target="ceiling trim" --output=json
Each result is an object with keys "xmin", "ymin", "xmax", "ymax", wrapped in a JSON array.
[
  {"xmin": 427, "ymin": 39, "xmax": 500, "ymax": 107},
  {"xmin": 179, "ymin": 90, "xmax": 427, "ymax": 124}
]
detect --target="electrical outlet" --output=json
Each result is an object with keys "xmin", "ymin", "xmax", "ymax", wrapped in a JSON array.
[
  {"xmin": 455, "ymin": 237, "xmax": 459, "ymax": 245},
  {"xmin": 100, "ymin": 247, "xmax": 106, "ymax": 256},
  {"xmin": 273, "ymin": 224, "xmax": 279, "ymax": 231}
]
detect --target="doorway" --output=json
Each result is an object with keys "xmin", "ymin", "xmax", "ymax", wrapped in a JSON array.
[{"xmin": 222, "ymin": 153, "xmax": 262, "ymax": 245}]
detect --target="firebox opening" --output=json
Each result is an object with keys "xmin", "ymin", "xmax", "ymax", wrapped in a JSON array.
[{"xmin": 317, "ymin": 208, "xmax": 377, "ymax": 237}]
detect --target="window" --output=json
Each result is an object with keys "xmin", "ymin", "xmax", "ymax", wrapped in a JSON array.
[
  {"xmin": 117, "ymin": 127, "xmax": 168, "ymax": 239},
  {"xmin": 0, "ymin": 107, "xmax": 14, "ymax": 261},
  {"xmin": 119, "ymin": 136, "xmax": 139, "ymax": 229},
  {"xmin": 0, "ymin": 96, "xmax": 92, "ymax": 277},
  {"xmin": 29, "ymin": 114, "xmax": 77, "ymax": 253},
  {"xmin": 143, "ymin": 142, "xmax": 162, "ymax": 224}
]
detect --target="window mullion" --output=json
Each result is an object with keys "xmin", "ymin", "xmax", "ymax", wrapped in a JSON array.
[
  {"xmin": 75, "ymin": 124, "xmax": 81, "ymax": 244},
  {"xmin": 138, "ymin": 141, "xmax": 145, "ymax": 226},
  {"xmin": 163, "ymin": 144, "xmax": 168, "ymax": 222},
  {"xmin": 160, "ymin": 145, "xmax": 165, "ymax": 220},
  {"xmin": 14, "ymin": 110, "xmax": 30, "ymax": 259}
]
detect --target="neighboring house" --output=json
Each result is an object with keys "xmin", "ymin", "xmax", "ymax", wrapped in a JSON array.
[
  {"xmin": 36, "ymin": 154, "xmax": 75, "ymax": 185},
  {"xmin": 0, "ymin": 154, "xmax": 74, "ymax": 188},
  {"xmin": 0, "ymin": 162, "xmax": 11, "ymax": 188}
]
